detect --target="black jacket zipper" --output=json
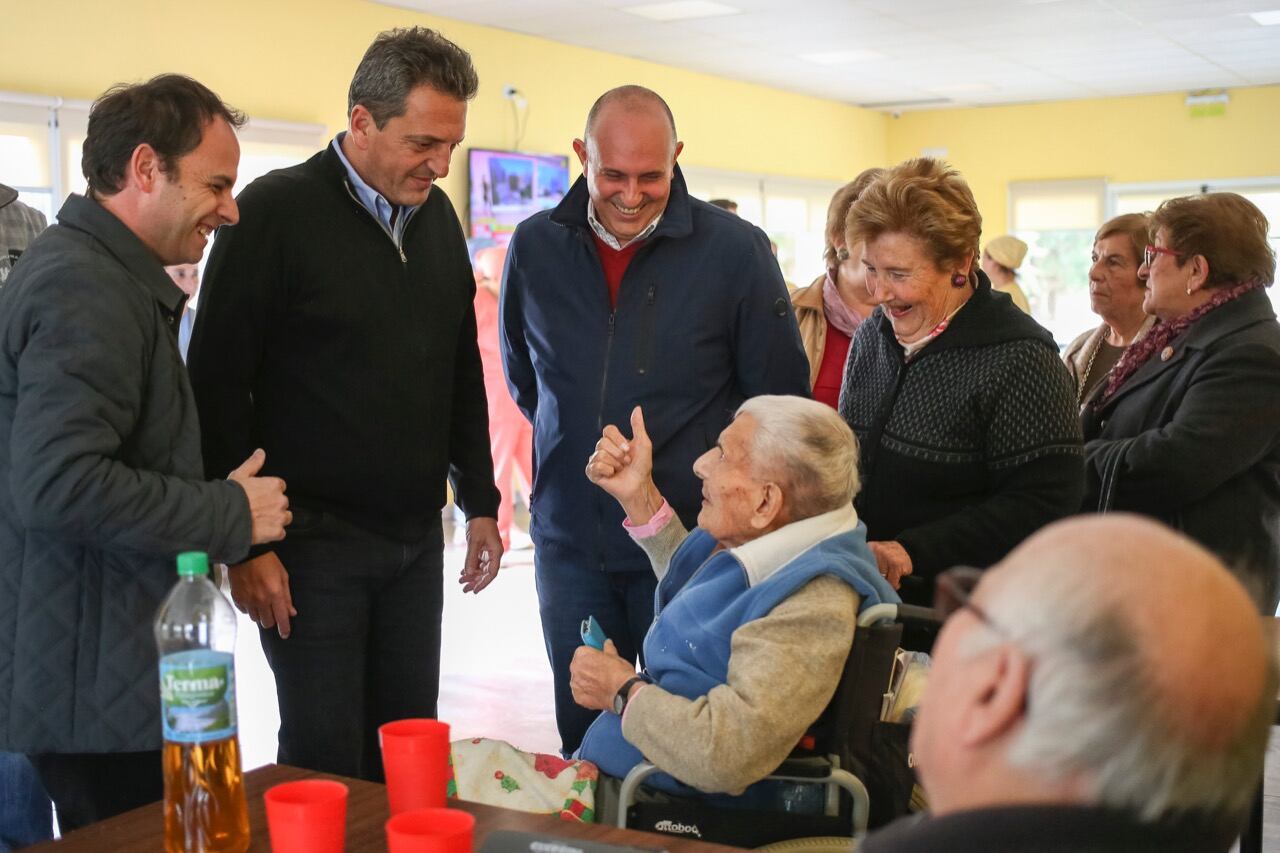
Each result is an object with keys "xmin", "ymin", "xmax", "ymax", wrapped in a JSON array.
[{"xmin": 344, "ymin": 182, "xmax": 408, "ymax": 264}]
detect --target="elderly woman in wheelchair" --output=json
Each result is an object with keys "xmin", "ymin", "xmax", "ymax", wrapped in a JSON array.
[{"xmin": 573, "ymin": 394, "xmax": 899, "ymax": 821}]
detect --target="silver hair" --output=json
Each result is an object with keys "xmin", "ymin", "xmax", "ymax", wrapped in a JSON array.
[
  {"xmin": 348, "ymin": 27, "xmax": 478, "ymax": 128},
  {"xmin": 735, "ymin": 395, "xmax": 859, "ymax": 518},
  {"xmin": 973, "ymin": 565, "xmax": 1276, "ymax": 823}
]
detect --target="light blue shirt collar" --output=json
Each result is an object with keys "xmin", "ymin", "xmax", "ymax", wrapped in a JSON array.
[{"xmin": 331, "ymin": 134, "xmax": 418, "ymax": 245}]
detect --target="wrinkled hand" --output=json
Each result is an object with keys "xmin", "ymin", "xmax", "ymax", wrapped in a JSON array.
[
  {"xmin": 459, "ymin": 517, "xmax": 503, "ymax": 593},
  {"xmin": 229, "ymin": 449, "xmax": 291, "ymax": 545},
  {"xmin": 869, "ymin": 540, "xmax": 913, "ymax": 590},
  {"xmin": 570, "ymin": 639, "xmax": 637, "ymax": 711},
  {"xmin": 228, "ymin": 551, "xmax": 296, "ymax": 638},
  {"xmin": 586, "ymin": 406, "xmax": 662, "ymax": 524}
]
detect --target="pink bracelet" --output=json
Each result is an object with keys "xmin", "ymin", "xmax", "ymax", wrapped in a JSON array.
[{"xmin": 621, "ymin": 500, "xmax": 674, "ymax": 539}]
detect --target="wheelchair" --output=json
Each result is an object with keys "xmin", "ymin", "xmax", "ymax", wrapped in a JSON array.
[{"xmin": 616, "ymin": 602, "xmax": 940, "ymax": 849}]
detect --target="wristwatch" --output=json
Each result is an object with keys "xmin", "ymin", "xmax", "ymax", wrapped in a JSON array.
[{"xmin": 613, "ymin": 676, "xmax": 645, "ymax": 715}]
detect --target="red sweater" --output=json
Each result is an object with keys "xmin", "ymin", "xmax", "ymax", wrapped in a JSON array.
[
  {"xmin": 813, "ymin": 319, "xmax": 852, "ymax": 409},
  {"xmin": 592, "ymin": 233, "xmax": 643, "ymax": 308}
]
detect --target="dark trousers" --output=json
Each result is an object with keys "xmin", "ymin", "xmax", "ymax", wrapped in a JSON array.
[
  {"xmin": 534, "ymin": 549, "xmax": 657, "ymax": 755},
  {"xmin": 260, "ymin": 509, "xmax": 445, "ymax": 782},
  {"xmin": 28, "ymin": 751, "xmax": 162, "ymax": 835},
  {"xmin": 0, "ymin": 752, "xmax": 52, "ymax": 849}
]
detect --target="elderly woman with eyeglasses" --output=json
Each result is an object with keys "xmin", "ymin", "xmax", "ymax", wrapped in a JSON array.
[
  {"xmin": 791, "ymin": 168, "xmax": 885, "ymax": 408},
  {"xmin": 1082, "ymin": 192, "xmax": 1280, "ymax": 612},
  {"xmin": 836, "ymin": 158, "xmax": 1083, "ymax": 607}
]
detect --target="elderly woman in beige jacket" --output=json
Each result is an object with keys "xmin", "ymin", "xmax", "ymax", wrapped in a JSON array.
[
  {"xmin": 1063, "ymin": 213, "xmax": 1156, "ymax": 411},
  {"xmin": 980, "ymin": 235, "xmax": 1032, "ymax": 314},
  {"xmin": 791, "ymin": 169, "xmax": 884, "ymax": 408}
]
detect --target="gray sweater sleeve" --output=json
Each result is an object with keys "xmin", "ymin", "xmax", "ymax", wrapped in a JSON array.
[
  {"xmin": 629, "ymin": 512, "xmax": 691, "ymax": 582},
  {"xmin": 620, "ymin": 576, "xmax": 858, "ymax": 794}
]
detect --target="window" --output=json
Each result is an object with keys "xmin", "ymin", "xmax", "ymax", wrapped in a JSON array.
[
  {"xmin": 0, "ymin": 89, "xmax": 325, "ymax": 249},
  {"xmin": 681, "ymin": 165, "xmax": 842, "ymax": 290},
  {"xmin": 0, "ymin": 98, "xmax": 57, "ymax": 221},
  {"xmin": 1008, "ymin": 179, "xmax": 1106, "ymax": 344}
]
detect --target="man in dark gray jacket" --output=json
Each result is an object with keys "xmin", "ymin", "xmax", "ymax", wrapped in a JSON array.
[
  {"xmin": 0, "ymin": 184, "xmax": 53, "ymax": 851},
  {"xmin": 0, "ymin": 75, "xmax": 290, "ymax": 832}
]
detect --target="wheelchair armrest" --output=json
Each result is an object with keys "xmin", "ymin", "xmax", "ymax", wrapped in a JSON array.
[
  {"xmin": 770, "ymin": 755, "xmax": 833, "ymax": 779},
  {"xmin": 858, "ymin": 602, "xmax": 943, "ymax": 629},
  {"xmin": 617, "ymin": 761, "xmax": 663, "ymax": 828}
]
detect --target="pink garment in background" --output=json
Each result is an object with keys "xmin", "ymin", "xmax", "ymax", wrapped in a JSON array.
[{"xmin": 474, "ymin": 286, "xmax": 533, "ymax": 549}]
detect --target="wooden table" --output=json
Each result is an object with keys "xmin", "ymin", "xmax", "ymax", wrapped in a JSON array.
[{"xmin": 31, "ymin": 764, "xmax": 746, "ymax": 851}]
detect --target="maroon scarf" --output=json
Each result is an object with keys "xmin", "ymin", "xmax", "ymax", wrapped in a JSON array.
[{"xmin": 1096, "ymin": 279, "xmax": 1267, "ymax": 405}]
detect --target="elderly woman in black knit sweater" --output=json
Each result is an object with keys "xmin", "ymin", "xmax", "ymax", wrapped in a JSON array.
[
  {"xmin": 1082, "ymin": 193, "xmax": 1280, "ymax": 613},
  {"xmin": 837, "ymin": 159, "xmax": 1083, "ymax": 606}
]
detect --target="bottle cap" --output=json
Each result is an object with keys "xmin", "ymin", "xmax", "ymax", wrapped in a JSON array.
[{"xmin": 176, "ymin": 552, "xmax": 210, "ymax": 577}]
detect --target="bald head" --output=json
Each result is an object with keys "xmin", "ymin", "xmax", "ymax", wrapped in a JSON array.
[
  {"xmin": 583, "ymin": 86, "xmax": 677, "ymax": 155},
  {"xmin": 971, "ymin": 514, "xmax": 1276, "ymax": 820},
  {"xmin": 572, "ymin": 86, "xmax": 684, "ymax": 245},
  {"xmin": 996, "ymin": 516, "xmax": 1268, "ymax": 746}
]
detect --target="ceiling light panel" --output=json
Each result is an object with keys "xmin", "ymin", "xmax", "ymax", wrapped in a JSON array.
[
  {"xmin": 799, "ymin": 49, "xmax": 884, "ymax": 65},
  {"xmin": 623, "ymin": 1, "xmax": 741, "ymax": 21}
]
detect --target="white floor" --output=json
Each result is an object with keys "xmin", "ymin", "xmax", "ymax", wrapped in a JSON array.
[{"xmin": 232, "ymin": 542, "xmax": 559, "ymax": 771}]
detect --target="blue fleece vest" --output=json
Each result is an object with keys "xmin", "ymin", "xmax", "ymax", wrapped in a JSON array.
[{"xmin": 578, "ymin": 521, "xmax": 896, "ymax": 799}]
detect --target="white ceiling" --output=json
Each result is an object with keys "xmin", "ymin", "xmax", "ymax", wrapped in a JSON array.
[{"xmin": 376, "ymin": 0, "xmax": 1280, "ymax": 111}]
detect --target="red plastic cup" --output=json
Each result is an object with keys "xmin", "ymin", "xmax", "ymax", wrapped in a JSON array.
[
  {"xmin": 263, "ymin": 779, "xmax": 348, "ymax": 853},
  {"xmin": 386, "ymin": 807, "xmax": 475, "ymax": 853},
  {"xmin": 380, "ymin": 718, "xmax": 452, "ymax": 815}
]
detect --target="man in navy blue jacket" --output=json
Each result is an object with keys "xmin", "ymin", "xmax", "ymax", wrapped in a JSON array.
[{"xmin": 500, "ymin": 85, "xmax": 810, "ymax": 754}]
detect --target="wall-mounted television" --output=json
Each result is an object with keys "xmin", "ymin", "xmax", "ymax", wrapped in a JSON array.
[{"xmin": 468, "ymin": 148, "xmax": 571, "ymax": 245}]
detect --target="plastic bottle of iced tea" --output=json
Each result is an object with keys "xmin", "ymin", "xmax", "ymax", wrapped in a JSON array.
[{"xmin": 155, "ymin": 552, "xmax": 250, "ymax": 852}]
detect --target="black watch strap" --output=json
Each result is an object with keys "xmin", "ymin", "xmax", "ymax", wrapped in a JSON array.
[{"xmin": 613, "ymin": 676, "xmax": 645, "ymax": 715}]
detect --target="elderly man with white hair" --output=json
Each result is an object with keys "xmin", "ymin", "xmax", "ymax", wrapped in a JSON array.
[
  {"xmin": 572, "ymin": 395, "xmax": 898, "ymax": 815},
  {"xmin": 863, "ymin": 514, "xmax": 1277, "ymax": 853}
]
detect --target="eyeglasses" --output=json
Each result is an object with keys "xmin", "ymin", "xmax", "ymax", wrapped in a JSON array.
[
  {"xmin": 1143, "ymin": 244, "xmax": 1182, "ymax": 267},
  {"xmin": 934, "ymin": 566, "xmax": 1006, "ymax": 638}
]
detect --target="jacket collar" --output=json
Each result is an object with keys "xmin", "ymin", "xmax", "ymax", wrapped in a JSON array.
[
  {"xmin": 1067, "ymin": 316, "xmax": 1157, "ymax": 374},
  {"xmin": 871, "ymin": 269, "xmax": 1057, "ymax": 356},
  {"xmin": 729, "ymin": 504, "xmax": 860, "ymax": 587},
  {"xmin": 1177, "ymin": 284, "xmax": 1275, "ymax": 349},
  {"xmin": 56, "ymin": 194, "xmax": 185, "ymax": 316},
  {"xmin": 550, "ymin": 163, "xmax": 695, "ymax": 242},
  {"xmin": 792, "ymin": 274, "xmax": 826, "ymax": 310},
  {"xmin": 1100, "ymin": 288, "xmax": 1276, "ymax": 411},
  {"xmin": 864, "ymin": 804, "xmax": 1234, "ymax": 853},
  {"xmin": 317, "ymin": 144, "xmax": 370, "ymax": 205}
]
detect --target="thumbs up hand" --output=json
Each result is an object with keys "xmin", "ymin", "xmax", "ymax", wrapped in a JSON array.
[
  {"xmin": 228, "ymin": 448, "xmax": 290, "ymax": 545},
  {"xmin": 585, "ymin": 406, "xmax": 664, "ymax": 525}
]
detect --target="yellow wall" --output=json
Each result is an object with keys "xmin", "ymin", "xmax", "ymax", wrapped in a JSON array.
[
  {"xmin": 0, "ymin": 0, "xmax": 887, "ymax": 209},
  {"xmin": 3, "ymin": 0, "xmax": 1277, "ymax": 234},
  {"xmin": 886, "ymin": 85, "xmax": 1280, "ymax": 236}
]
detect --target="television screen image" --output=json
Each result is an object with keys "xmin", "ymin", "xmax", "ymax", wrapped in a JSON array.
[{"xmin": 469, "ymin": 148, "xmax": 571, "ymax": 245}]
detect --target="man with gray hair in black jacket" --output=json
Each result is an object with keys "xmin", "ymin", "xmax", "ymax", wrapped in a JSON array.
[
  {"xmin": 0, "ymin": 76, "xmax": 289, "ymax": 831},
  {"xmin": 189, "ymin": 27, "xmax": 502, "ymax": 782}
]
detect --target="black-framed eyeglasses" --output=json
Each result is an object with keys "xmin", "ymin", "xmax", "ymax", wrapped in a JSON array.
[{"xmin": 934, "ymin": 566, "xmax": 1007, "ymax": 638}]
